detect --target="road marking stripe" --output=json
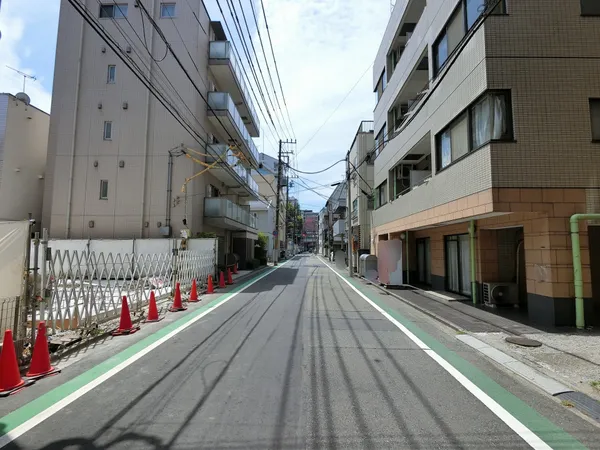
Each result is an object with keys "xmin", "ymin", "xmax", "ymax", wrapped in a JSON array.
[
  {"xmin": 0, "ymin": 260, "xmax": 292, "ymax": 448},
  {"xmin": 318, "ymin": 257, "xmax": 567, "ymax": 450}
]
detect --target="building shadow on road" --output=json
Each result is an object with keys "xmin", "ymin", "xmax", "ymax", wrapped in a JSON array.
[{"xmin": 242, "ymin": 267, "xmax": 299, "ymax": 293}]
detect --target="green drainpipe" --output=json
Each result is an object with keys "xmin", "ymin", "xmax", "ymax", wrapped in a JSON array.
[
  {"xmin": 469, "ymin": 220, "xmax": 477, "ymax": 305},
  {"xmin": 570, "ymin": 214, "xmax": 600, "ymax": 329}
]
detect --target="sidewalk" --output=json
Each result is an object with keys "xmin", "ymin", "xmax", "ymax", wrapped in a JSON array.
[{"xmin": 364, "ymin": 280, "xmax": 600, "ymax": 409}]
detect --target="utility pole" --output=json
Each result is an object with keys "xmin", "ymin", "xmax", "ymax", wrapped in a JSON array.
[
  {"xmin": 346, "ymin": 151, "xmax": 353, "ymax": 277},
  {"xmin": 274, "ymin": 139, "xmax": 296, "ymax": 265}
]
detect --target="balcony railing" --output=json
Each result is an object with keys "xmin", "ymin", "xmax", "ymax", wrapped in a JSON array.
[
  {"xmin": 207, "ymin": 92, "xmax": 260, "ymax": 165},
  {"xmin": 209, "ymin": 41, "xmax": 260, "ymax": 132},
  {"xmin": 207, "ymin": 144, "xmax": 260, "ymax": 198},
  {"xmin": 204, "ymin": 197, "xmax": 257, "ymax": 229}
]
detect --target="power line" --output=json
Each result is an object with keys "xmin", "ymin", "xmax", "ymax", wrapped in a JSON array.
[
  {"xmin": 296, "ymin": 63, "xmax": 372, "ymax": 156},
  {"xmin": 256, "ymin": 0, "xmax": 296, "ymax": 139},
  {"xmin": 233, "ymin": 0, "xmax": 292, "ymax": 139},
  {"xmin": 288, "ymin": 158, "xmax": 345, "ymax": 175}
]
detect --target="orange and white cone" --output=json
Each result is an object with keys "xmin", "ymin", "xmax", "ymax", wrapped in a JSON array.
[
  {"xmin": 112, "ymin": 296, "xmax": 140, "ymax": 336},
  {"xmin": 169, "ymin": 282, "xmax": 187, "ymax": 312},
  {"xmin": 145, "ymin": 291, "xmax": 163, "ymax": 322},
  {"xmin": 26, "ymin": 322, "xmax": 60, "ymax": 380},
  {"xmin": 189, "ymin": 279, "xmax": 199, "ymax": 303}
]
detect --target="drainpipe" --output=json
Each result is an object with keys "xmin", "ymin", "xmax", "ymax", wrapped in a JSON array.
[
  {"xmin": 570, "ymin": 214, "xmax": 600, "ymax": 329},
  {"xmin": 165, "ymin": 151, "xmax": 174, "ymax": 234},
  {"xmin": 469, "ymin": 220, "xmax": 477, "ymax": 305}
]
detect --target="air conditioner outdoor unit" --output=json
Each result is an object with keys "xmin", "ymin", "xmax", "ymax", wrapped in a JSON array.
[{"xmin": 482, "ymin": 282, "xmax": 519, "ymax": 307}]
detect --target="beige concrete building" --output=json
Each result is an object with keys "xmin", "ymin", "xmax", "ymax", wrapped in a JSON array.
[
  {"xmin": 371, "ymin": 0, "xmax": 600, "ymax": 327},
  {"xmin": 44, "ymin": 1, "xmax": 263, "ymax": 267},
  {"xmin": 0, "ymin": 93, "xmax": 49, "ymax": 224},
  {"xmin": 347, "ymin": 120, "xmax": 375, "ymax": 269}
]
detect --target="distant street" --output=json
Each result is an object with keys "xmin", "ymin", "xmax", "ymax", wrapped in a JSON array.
[{"xmin": 1, "ymin": 255, "xmax": 599, "ymax": 449}]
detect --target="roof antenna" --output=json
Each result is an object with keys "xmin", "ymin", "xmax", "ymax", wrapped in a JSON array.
[{"xmin": 6, "ymin": 66, "xmax": 37, "ymax": 93}]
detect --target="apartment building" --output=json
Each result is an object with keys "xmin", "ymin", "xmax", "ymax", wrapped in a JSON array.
[
  {"xmin": 371, "ymin": 0, "xmax": 600, "ymax": 327},
  {"xmin": 347, "ymin": 120, "xmax": 375, "ymax": 269},
  {"xmin": 43, "ymin": 1, "xmax": 262, "ymax": 266},
  {"xmin": 0, "ymin": 93, "xmax": 49, "ymax": 226},
  {"xmin": 321, "ymin": 181, "xmax": 347, "ymax": 258}
]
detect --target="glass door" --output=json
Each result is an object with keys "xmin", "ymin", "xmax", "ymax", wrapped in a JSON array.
[
  {"xmin": 445, "ymin": 234, "xmax": 471, "ymax": 295},
  {"xmin": 417, "ymin": 238, "xmax": 432, "ymax": 285}
]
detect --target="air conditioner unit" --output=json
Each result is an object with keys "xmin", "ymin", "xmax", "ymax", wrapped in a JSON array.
[{"xmin": 482, "ymin": 282, "xmax": 519, "ymax": 307}]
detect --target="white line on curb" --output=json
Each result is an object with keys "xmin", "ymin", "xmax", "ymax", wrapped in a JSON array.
[{"xmin": 318, "ymin": 257, "xmax": 552, "ymax": 450}]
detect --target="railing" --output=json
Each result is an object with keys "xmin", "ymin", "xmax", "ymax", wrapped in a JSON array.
[
  {"xmin": 204, "ymin": 197, "xmax": 257, "ymax": 229},
  {"xmin": 207, "ymin": 144, "xmax": 257, "ymax": 196},
  {"xmin": 39, "ymin": 247, "xmax": 215, "ymax": 333},
  {"xmin": 209, "ymin": 41, "xmax": 260, "ymax": 131},
  {"xmin": 207, "ymin": 92, "xmax": 260, "ymax": 164},
  {"xmin": 357, "ymin": 120, "xmax": 375, "ymax": 134}
]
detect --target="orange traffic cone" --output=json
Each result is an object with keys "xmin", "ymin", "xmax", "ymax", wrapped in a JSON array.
[
  {"xmin": 112, "ymin": 296, "xmax": 140, "ymax": 336},
  {"xmin": 207, "ymin": 275, "xmax": 215, "ymax": 294},
  {"xmin": 26, "ymin": 322, "xmax": 60, "ymax": 379},
  {"xmin": 0, "ymin": 330, "xmax": 32, "ymax": 396},
  {"xmin": 189, "ymin": 279, "xmax": 199, "ymax": 303},
  {"xmin": 227, "ymin": 268, "xmax": 233, "ymax": 285},
  {"xmin": 233, "ymin": 263, "xmax": 238, "ymax": 274},
  {"xmin": 169, "ymin": 282, "xmax": 187, "ymax": 312},
  {"xmin": 218, "ymin": 271, "xmax": 226, "ymax": 288},
  {"xmin": 145, "ymin": 291, "xmax": 162, "ymax": 323}
]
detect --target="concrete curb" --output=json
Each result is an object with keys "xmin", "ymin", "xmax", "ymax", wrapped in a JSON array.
[{"xmin": 455, "ymin": 334, "xmax": 573, "ymax": 396}]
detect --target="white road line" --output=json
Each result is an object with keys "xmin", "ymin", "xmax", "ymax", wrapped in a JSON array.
[
  {"xmin": 0, "ymin": 260, "xmax": 291, "ymax": 448},
  {"xmin": 318, "ymin": 257, "xmax": 552, "ymax": 450}
]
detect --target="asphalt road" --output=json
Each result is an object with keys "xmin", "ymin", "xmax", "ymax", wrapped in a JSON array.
[{"xmin": 2, "ymin": 255, "xmax": 599, "ymax": 449}]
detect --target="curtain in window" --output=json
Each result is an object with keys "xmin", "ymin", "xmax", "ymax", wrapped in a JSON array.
[
  {"xmin": 492, "ymin": 95, "xmax": 508, "ymax": 139},
  {"xmin": 440, "ymin": 131, "xmax": 452, "ymax": 168},
  {"xmin": 472, "ymin": 97, "xmax": 491, "ymax": 148}
]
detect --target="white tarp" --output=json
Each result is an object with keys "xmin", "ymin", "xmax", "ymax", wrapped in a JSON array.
[{"xmin": 0, "ymin": 220, "xmax": 28, "ymax": 298}]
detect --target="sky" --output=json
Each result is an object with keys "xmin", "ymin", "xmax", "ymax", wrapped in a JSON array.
[{"xmin": 0, "ymin": 0, "xmax": 391, "ymax": 211}]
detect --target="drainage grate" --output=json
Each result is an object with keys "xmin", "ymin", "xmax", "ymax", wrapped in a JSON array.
[{"xmin": 556, "ymin": 391, "xmax": 600, "ymax": 422}]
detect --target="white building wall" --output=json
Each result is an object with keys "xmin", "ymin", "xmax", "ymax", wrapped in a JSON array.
[{"xmin": 0, "ymin": 94, "xmax": 49, "ymax": 223}]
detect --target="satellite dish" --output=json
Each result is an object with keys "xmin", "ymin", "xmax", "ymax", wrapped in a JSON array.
[{"xmin": 15, "ymin": 92, "xmax": 30, "ymax": 105}]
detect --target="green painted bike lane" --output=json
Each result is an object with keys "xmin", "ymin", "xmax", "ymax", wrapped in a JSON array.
[{"xmin": 0, "ymin": 258, "xmax": 590, "ymax": 449}]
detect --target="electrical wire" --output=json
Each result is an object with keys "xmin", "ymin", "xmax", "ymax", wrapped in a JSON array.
[
  {"xmin": 288, "ymin": 158, "xmax": 345, "ymax": 175},
  {"xmin": 256, "ymin": 0, "xmax": 297, "ymax": 139},
  {"xmin": 296, "ymin": 63, "xmax": 372, "ymax": 156}
]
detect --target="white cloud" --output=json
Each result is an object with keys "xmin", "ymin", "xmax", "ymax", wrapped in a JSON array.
[{"xmin": 0, "ymin": 0, "xmax": 59, "ymax": 112}]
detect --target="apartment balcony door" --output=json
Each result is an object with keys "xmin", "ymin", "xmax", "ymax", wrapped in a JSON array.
[
  {"xmin": 416, "ymin": 238, "xmax": 431, "ymax": 285},
  {"xmin": 445, "ymin": 234, "xmax": 471, "ymax": 296}
]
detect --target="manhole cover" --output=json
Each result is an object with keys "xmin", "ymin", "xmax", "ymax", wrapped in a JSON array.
[{"xmin": 505, "ymin": 336, "xmax": 542, "ymax": 347}]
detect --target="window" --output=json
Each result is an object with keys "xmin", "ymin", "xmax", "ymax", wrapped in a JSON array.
[
  {"xmin": 591, "ymin": 99, "xmax": 600, "ymax": 141},
  {"xmin": 466, "ymin": 0, "xmax": 506, "ymax": 29},
  {"xmin": 581, "ymin": 0, "xmax": 600, "ymax": 16},
  {"xmin": 99, "ymin": 180, "xmax": 109, "ymax": 200},
  {"xmin": 160, "ymin": 3, "xmax": 176, "ymax": 18},
  {"xmin": 375, "ymin": 181, "xmax": 388, "ymax": 209},
  {"xmin": 434, "ymin": 0, "xmax": 506, "ymax": 75},
  {"xmin": 99, "ymin": 3, "xmax": 128, "ymax": 18},
  {"xmin": 375, "ymin": 124, "xmax": 386, "ymax": 154},
  {"xmin": 107, "ymin": 65, "xmax": 116, "ymax": 84},
  {"xmin": 437, "ymin": 91, "xmax": 512, "ymax": 170},
  {"xmin": 375, "ymin": 70, "xmax": 386, "ymax": 103},
  {"xmin": 103, "ymin": 121, "xmax": 112, "ymax": 140}
]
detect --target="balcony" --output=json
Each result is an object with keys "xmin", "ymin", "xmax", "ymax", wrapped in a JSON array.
[
  {"xmin": 204, "ymin": 197, "xmax": 258, "ymax": 232},
  {"xmin": 207, "ymin": 92, "xmax": 260, "ymax": 167},
  {"xmin": 333, "ymin": 219, "xmax": 346, "ymax": 237},
  {"xmin": 209, "ymin": 41, "xmax": 260, "ymax": 137},
  {"xmin": 206, "ymin": 144, "xmax": 260, "ymax": 199}
]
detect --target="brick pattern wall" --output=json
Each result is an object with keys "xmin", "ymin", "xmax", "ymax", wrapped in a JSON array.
[{"xmin": 485, "ymin": 0, "xmax": 600, "ymax": 188}]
